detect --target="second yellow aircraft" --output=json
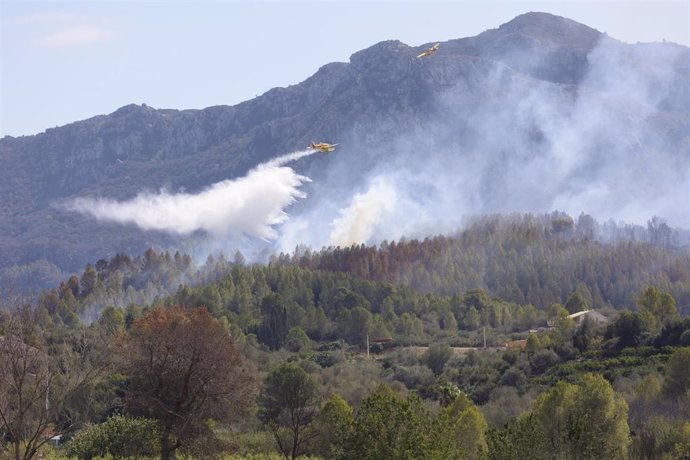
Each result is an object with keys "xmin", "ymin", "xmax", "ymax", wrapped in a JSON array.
[{"xmin": 417, "ymin": 43, "xmax": 440, "ymax": 58}]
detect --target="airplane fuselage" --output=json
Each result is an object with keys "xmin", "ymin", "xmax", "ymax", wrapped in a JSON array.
[{"xmin": 309, "ymin": 142, "xmax": 338, "ymax": 153}]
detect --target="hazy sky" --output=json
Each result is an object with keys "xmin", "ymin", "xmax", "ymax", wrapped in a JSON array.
[{"xmin": 1, "ymin": 0, "xmax": 688, "ymax": 137}]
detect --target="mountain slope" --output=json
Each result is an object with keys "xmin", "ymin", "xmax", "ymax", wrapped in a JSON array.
[{"xmin": 1, "ymin": 12, "xmax": 689, "ymax": 289}]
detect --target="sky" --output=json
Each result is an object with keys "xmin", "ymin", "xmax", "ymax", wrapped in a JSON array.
[{"xmin": 1, "ymin": 0, "xmax": 689, "ymax": 138}]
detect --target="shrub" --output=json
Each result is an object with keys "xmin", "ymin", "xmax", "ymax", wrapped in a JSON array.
[
  {"xmin": 530, "ymin": 349, "xmax": 560, "ymax": 375},
  {"xmin": 66, "ymin": 415, "xmax": 160, "ymax": 459}
]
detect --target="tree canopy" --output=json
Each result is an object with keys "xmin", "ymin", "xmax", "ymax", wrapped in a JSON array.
[{"xmin": 122, "ymin": 306, "xmax": 256, "ymax": 460}]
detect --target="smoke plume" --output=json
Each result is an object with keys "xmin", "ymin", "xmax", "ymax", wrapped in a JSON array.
[
  {"xmin": 329, "ymin": 177, "xmax": 397, "ymax": 247},
  {"xmin": 280, "ymin": 36, "xmax": 690, "ymax": 251}
]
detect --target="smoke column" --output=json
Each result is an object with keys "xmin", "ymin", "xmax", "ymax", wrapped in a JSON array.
[
  {"xmin": 282, "ymin": 37, "xmax": 690, "ymax": 251},
  {"xmin": 67, "ymin": 149, "xmax": 318, "ymax": 240},
  {"xmin": 329, "ymin": 177, "xmax": 397, "ymax": 247}
]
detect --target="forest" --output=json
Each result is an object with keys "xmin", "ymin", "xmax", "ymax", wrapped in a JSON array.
[{"xmin": 1, "ymin": 213, "xmax": 689, "ymax": 459}]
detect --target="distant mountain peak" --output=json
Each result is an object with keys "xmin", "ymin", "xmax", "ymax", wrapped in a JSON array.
[
  {"xmin": 494, "ymin": 11, "xmax": 602, "ymax": 50},
  {"xmin": 350, "ymin": 40, "xmax": 411, "ymax": 67},
  {"xmin": 112, "ymin": 103, "xmax": 155, "ymax": 116}
]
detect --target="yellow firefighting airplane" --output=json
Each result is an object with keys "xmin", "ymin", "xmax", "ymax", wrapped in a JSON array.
[
  {"xmin": 417, "ymin": 43, "xmax": 440, "ymax": 58},
  {"xmin": 308, "ymin": 142, "xmax": 338, "ymax": 153}
]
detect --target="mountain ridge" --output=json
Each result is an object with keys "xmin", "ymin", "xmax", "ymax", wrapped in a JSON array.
[{"xmin": 1, "ymin": 11, "xmax": 688, "ymax": 290}]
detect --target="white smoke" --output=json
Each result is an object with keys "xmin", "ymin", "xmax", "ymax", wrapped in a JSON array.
[
  {"xmin": 329, "ymin": 177, "xmax": 397, "ymax": 247},
  {"xmin": 68, "ymin": 150, "xmax": 316, "ymax": 240},
  {"xmin": 283, "ymin": 36, "xmax": 690, "ymax": 250}
]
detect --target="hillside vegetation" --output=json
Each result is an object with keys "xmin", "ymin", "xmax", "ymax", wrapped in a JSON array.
[{"xmin": 2, "ymin": 213, "xmax": 690, "ymax": 459}]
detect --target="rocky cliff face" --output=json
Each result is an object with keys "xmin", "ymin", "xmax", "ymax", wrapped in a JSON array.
[{"xmin": 1, "ymin": 12, "xmax": 688, "ymax": 289}]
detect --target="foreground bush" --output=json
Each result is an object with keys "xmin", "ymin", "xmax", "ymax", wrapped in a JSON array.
[{"xmin": 66, "ymin": 415, "xmax": 160, "ymax": 459}]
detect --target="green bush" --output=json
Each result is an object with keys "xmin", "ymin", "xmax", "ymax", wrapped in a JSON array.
[
  {"xmin": 66, "ymin": 415, "xmax": 160, "ymax": 459},
  {"xmin": 308, "ymin": 351, "xmax": 338, "ymax": 368}
]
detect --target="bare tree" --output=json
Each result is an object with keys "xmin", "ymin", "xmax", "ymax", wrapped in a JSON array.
[
  {"xmin": 0, "ymin": 307, "xmax": 105, "ymax": 460},
  {"xmin": 121, "ymin": 306, "xmax": 257, "ymax": 460}
]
